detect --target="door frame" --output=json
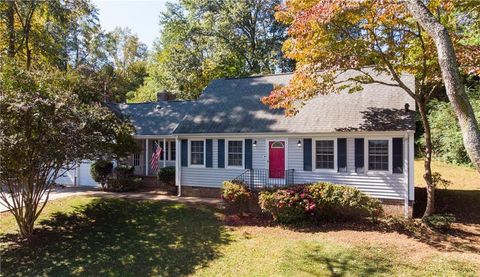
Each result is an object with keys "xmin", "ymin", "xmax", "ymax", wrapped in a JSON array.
[{"xmin": 265, "ymin": 138, "xmax": 288, "ymax": 179}]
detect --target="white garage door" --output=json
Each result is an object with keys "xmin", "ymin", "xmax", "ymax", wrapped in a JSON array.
[
  {"xmin": 54, "ymin": 161, "xmax": 100, "ymax": 187},
  {"xmin": 77, "ymin": 161, "xmax": 99, "ymax": 187}
]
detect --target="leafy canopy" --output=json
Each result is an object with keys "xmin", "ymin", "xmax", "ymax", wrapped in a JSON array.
[
  {"xmin": 132, "ymin": 0, "xmax": 292, "ymax": 102},
  {"xmin": 263, "ymin": 0, "xmax": 479, "ymax": 114}
]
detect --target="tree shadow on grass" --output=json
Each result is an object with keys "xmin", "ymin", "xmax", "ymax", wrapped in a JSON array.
[
  {"xmin": 0, "ymin": 198, "xmax": 231, "ymax": 276},
  {"xmin": 280, "ymin": 241, "xmax": 406, "ymax": 277}
]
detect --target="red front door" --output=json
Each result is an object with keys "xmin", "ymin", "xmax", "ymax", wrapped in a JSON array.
[{"xmin": 269, "ymin": 141, "xmax": 285, "ymax": 178}]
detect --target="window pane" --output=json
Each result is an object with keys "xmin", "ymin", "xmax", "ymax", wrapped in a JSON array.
[
  {"xmin": 170, "ymin": 141, "xmax": 176, "ymax": 161},
  {"xmin": 228, "ymin": 140, "xmax": 243, "ymax": 167},
  {"xmin": 190, "ymin": 141, "xmax": 204, "ymax": 165},
  {"xmin": 315, "ymin": 140, "xmax": 334, "ymax": 169},
  {"xmin": 133, "ymin": 153, "xmax": 140, "ymax": 166},
  {"xmin": 368, "ymin": 140, "xmax": 389, "ymax": 171}
]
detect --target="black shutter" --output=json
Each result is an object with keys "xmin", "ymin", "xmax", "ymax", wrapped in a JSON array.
[
  {"xmin": 337, "ymin": 138, "xmax": 347, "ymax": 172},
  {"xmin": 245, "ymin": 139, "xmax": 252, "ymax": 169},
  {"xmin": 206, "ymin": 139, "xmax": 213, "ymax": 168},
  {"xmin": 354, "ymin": 138, "xmax": 364, "ymax": 173},
  {"xmin": 218, "ymin": 139, "xmax": 225, "ymax": 168},
  {"xmin": 393, "ymin": 138, "xmax": 403, "ymax": 173},
  {"xmin": 181, "ymin": 139, "xmax": 188, "ymax": 167},
  {"xmin": 303, "ymin": 138, "xmax": 312, "ymax": 171}
]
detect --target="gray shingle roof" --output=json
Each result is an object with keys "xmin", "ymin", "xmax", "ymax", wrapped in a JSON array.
[
  {"xmin": 173, "ymin": 71, "xmax": 416, "ymax": 134},
  {"xmin": 114, "ymin": 101, "xmax": 194, "ymax": 136}
]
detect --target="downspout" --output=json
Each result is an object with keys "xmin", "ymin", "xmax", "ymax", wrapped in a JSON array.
[
  {"xmin": 404, "ymin": 133, "xmax": 409, "ymax": 218},
  {"xmin": 175, "ymin": 136, "xmax": 181, "ymax": 196}
]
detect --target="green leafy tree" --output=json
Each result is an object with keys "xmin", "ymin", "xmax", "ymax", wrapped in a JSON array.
[
  {"xmin": 427, "ymin": 84, "xmax": 480, "ymax": 165},
  {"xmin": 0, "ymin": 64, "xmax": 136, "ymax": 238},
  {"xmin": 132, "ymin": 0, "xmax": 291, "ymax": 101}
]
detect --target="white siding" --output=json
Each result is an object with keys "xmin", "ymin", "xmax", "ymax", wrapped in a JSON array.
[
  {"xmin": 180, "ymin": 135, "xmax": 408, "ymax": 200},
  {"xmin": 253, "ymin": 139, "xmax": 266, "ymax": 168},
  {"xmin": 181, "ymin": 167, "xmax": 245, "ymax": 187}
]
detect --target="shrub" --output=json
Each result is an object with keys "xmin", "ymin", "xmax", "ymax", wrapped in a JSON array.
[
  {"xmin": 107, "ymin": 176, "xmax": 142, "ymax": 192},
  {"xmin": 90, "ymin": 160, "xmax": 114, "ymax": 189},
  {"xmin": 258, "ymin": 182, "xmax": 383, "ymax": 224},
  {"xmin": 308, "ymin": 182, "xmax": 383, "ymax": 221},
  {"xmin": 114, "ymin": 165, "xmax": 134, "ymax": 179},
  {"xmin": 259, "ymin": 185, "xmax": 315, "ymax": 223},
  {"xmin": 221, "ymin": 181, "xmax": 252, "ymax": 214},
  {"xmin": 423, "ymin": 213, "xmax": 456, "ymax": 230},
  {"xmin": 157, "ymin": 166, "xmax": 175, "ymax": 186}
]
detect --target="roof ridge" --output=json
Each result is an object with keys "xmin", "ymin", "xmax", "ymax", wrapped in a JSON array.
[{"xmin": 220, "ymin": 72, "xmax": 293, "ymax": 81}]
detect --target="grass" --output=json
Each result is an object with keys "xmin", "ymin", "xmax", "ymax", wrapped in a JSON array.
[
  {"xmin": 1, "ymin": 196, "xmax": 478, "ymax": 276},
  {"xmin": 414, "ymin": 159, "xmax": 479, "ymax": 190},
  {"xmin": 413, "ymin": 159, "xmax": 480, "ymax": 221},
  {"xmin": 0, "ymin": 197, "xmax": 229, "ymax": 276}
]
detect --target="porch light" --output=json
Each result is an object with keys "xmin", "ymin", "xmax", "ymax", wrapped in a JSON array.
[
  {"xmin": 297, "ymin": 140, "xmax": 302, "ymax": 147},
  {"xmin": 253, "ymin": 140, "xmax": 257, "ymax": 147}
]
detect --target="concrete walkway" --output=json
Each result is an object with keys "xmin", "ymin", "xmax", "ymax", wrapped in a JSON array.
[{"xmin": 0, "ymin": 186, "xmax": 222, "ymax": 213}]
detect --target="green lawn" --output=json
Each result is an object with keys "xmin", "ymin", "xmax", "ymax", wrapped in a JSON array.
[
  {"xmin": 1, "ymin": 196, "xmax": 478, "ymax": 276},
  {"xmin": 413, "ymin": 160, "xmax": 480, "ymax": 221}
]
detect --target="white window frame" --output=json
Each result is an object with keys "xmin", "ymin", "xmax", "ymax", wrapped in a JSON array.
[
  {"xmin": 365, "ymin": 137, "xmax": 393, "ymax": 174},
  {"xmin": 225, "ymin": 139, "xmax": 245, "ymax": 169},
  {"xmin": 188, "ymin": 139, "xmax": 206, "ymax": 167},
  {"xmin": 313, "ymin": 138, "xmax": 337, "ymax": 172}
]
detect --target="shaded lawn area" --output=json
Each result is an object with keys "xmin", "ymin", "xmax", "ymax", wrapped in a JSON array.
[
  {"xmin": 1, "ymin": 196, "xmax": 478, "ymax": 277},
  {"xmin": 0, "ymin": 197, "xmax": 230, "ymax": 276},
  {"xmin": 413, "ymin": 160, "xmax": 480, "ymax": 223}
]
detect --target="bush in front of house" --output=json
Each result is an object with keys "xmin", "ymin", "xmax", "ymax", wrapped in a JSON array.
[
  {"xmin": 104, "ymin": 165, "xmax": 141, "ymax": 192},
  {"xmin": 90, "ymin": 160, "xmax": 114, "ymax": 189},
  {"xmin": 221, "ymin": 181, "xmax": 253, "ymax": 214},
  {"xmin": 422, "ymin": 213, "xmax": 456, "ymax": 231},
  {"xmin": 107, "ymin": 176, "xmax": 142, "ymax": 192},
  {"xmin": 157, "ymin": 166, "xmax": 175, "ymax": 186},
  {"xmin": 258, "ymin": 185, "xmax": 315, "ymax": 223},
  {"xmin": 308, "ymin": 182, "xmax": 383, "ymax": 221},
  {"xmin": 113, "ymin": 164, "xmax": 135, "ymax": 178},
  {"xmin": 258, "ymin": 182, "xmax": 383, "ymax": 224}
]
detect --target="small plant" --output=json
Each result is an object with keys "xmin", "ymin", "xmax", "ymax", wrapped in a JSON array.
[
  {"xmin": 157, "ymin": 166, "xmax": 175, "ymax": 186},
  {"xmin": 90, "ymin": 160, "xmax": 114, "ymax": 189},
  {"xmin": 221, "ymin": 181, "xmax": 252, "ymax": 214},
  {"xmin": 423, "ymin": 213, "xmax": 456, "ymax": 230}
]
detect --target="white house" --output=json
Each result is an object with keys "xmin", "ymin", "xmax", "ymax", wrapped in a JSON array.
[{"xmin": 113, "ymin": 70, "xmax": 416, "ymax": 216}]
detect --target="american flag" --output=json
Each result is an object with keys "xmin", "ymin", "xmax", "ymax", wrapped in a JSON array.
[{"xmin": 150, "ymin": 142, "xmax": 163, "ymax": 172}]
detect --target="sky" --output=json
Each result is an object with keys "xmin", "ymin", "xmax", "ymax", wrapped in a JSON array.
[{"xmin": 92, "ymin": 0, "xmax": 172, "ymax": 49}]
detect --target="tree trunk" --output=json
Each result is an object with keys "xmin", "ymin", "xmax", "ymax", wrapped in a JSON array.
[
  {"xmin": 406, "ymin": 0, "xmax": 480, "ymax": 172},
  {"xmin": 7, "ymin": 1, "xmax": 16, "ymax": 58},
  {"xmin": 418, "ymin": 102, "xmax": 435, "ymax": 217}
]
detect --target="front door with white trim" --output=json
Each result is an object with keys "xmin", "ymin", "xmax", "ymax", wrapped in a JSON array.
[{"xmin": 268, "ymin": 140, "xmax": 286, "ymax": 178}]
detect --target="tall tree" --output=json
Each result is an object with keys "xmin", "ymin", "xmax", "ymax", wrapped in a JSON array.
[
  {"xmin": 0, "ymin": 0, "xmax": 99, "ymax": 70},
  {"xmin": 132, "ymin": 0, "xmax": 291, "ymax": 102},
  {"xmin": 0, "ymin": 64, "xmax": 136, "ymax": 238},
  {"xmin": 405, "ymin": 0, "xmax": 480, "ymax": 172},
  {"xmin": 263, "ymin": 0, "xmax": 479, "ymax": 217}
]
